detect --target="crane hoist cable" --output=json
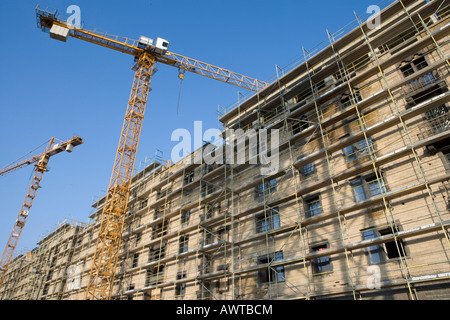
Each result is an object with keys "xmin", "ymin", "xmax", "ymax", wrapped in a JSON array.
[{"xmin": 177, "ymin": 69, "xmax": 186, "ymax": 115}]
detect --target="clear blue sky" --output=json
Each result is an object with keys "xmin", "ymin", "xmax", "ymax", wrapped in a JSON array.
[{"xmin": 0, "ymin": 0, "xmax": 389, "ymax": 257}]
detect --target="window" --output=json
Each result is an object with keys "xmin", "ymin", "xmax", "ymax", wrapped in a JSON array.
[
  {"xmin": 351, "ymin": 178, "xmax": 367, "ymax": 202},
  {"xmin": 343, "ymin": 144, "xmax": 357, "ymax": 163},
  {"xmin": 305, "ymin": 195, "xmax": 322, "ymax": 217},
  {"xmin": 379, "ymin": 226, "xmax": 406, "ymax": 259},
  {"xmin": 127, "ymin": 284, "xmax": 135, "ymax": 300},
  {"xmin": 343, "ymin": 138, "xmax": 375, "ymax": 163},
  {"xmin": 400, "ymin": 62, "xmax": 415, "ymax": 77},
  {"xmin": 140, "ymin": 199, "xmax": 148, "ymax": 209},
  {"xmin": 203, "ymin": 164, "xmax": 214, "ymax": 175},
  {"xmin": 132, "ymin": 253, "xmax": 139, "ymax": 268},
  {"xmin": 400, "ymin": 54, "xmax": 438, "ymax": 91},
  {"xmin": 149, "ymin": 247, "xmax": 166, "ymax": 262},
  {"xmin": 181, "ymin": 210, "xmax": 190, "ymax": 224},
  {"xmin": 412, "ymin": 55, "xmax": 428, "ymax": 70},
  {"xmin": 311, "ymin": 244, "xmax": 331, "ymax": 274},
  {"xmin": 183, "ymin": 171, "xmax": 194, "ymax": 185},
  {"xmin": 348, "ymin": 54, "xmax": 370, "ymax": 73},
  {"xmin": 135, "ymin": 232, "xmax": 142, "ymax": 245},
  {"xmin": 301, "ymin": 162, "xmax": 315, "ymax": 178},
  {"xmin": 146, "ymin": 265, "xmax": 164, "ymax": 286},
  {"xmin": 42, "ymin": 284, "xmax": 49, "ymax": 296},
  {"xmin": 218, "ymin": 277, "xmax": 230, "ymax": 293},
  {"xmin": 425, "ymin": 105, "xmax": 449, "ymax": 135},
  {"xmin": 444, "ymin": 149, "xmax": 450, "ymax": 165},
  {"xmin": 292, "ymin": 121, "xmax": 301, "ymax": 135},
  {"xmin": 362, "ymin": 229, "xmax": 383, "ymax": 264},
  {"xmin": 257, "ymin": 251, "xmax": 285, "ymax": 284},
  {"xmin": 292, "ymin": 115, "xmax": 309, "ymax": 135},
  {"xmin": 356, "ymin": 138, "xmax": 374, "ymax": 155},
  {"xmin": 256, "ymin": 207, "xmax": 280, "ymax": 233},
  {"xmin": 379, "ymin": 30, "xmax": 418, "ymax": 55},
  {"xmin": 152, "ymin": 221, "xmax": 169, "ymax": 239},
  {"xmin": 295, "ymin": 88, "xmax": 313, "ymax": 107},
  {"xmin": 351, "ymin": 174, "xmax": 387, "ymax": 202},
  {"xmin": 256, "ymin": 179, "xmax": 277, "ymax": 197},
  {"xmin": 175, "ymin": 272, "xmax": 186, "ymax": 297},
  {"xmin": 249, "ymin": 136, "xmax": 259, "ymax": 158},
  {"xmin": 367, "ymin": 175, "xmax": 387, "ymax": 197},
  {"xmin": 339, "ymin": 90, "xmax": 362, "ymax": 110},
  {"xmin": 179, "ymin": 235, "xmax": 189, "ymax": 254},
  {"xmin": 201, "ymin": 182, "xmax": 215, "ymax": 198}
]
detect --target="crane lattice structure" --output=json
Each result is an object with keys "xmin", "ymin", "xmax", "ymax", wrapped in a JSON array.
[
  {"xmin": 0, "ymin": 136, "xmax": 83, "ymax": 286},
  {"xmin": 36, "ymin": 5, "xmax": 268, "ymax": 300}
]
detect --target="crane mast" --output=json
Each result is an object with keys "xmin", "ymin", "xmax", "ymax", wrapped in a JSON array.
[
  {"xmin": 36, "ymin": 5, "xmax": 268, "ymax": 300},
  {"xmin": 87, "ymin": 53, "xmax": 156, "ymax": 299},
  {"xmin": 0, "ymin": 136, "xmax": 83, "ymax": 286}
]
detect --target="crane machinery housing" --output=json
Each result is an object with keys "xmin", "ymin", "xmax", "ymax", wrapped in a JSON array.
[
  {"xmin": 35, "ymin": 5, "xmax": 268, "ymax": 300},
  {"xmin": 0, "ymin": 136, "xmax": 83, "ymax": 286}
]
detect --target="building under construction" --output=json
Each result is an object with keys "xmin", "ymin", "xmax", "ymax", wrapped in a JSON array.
[{"xmin": 1, "ymin": 0, "xmax": 450, "ymax": 300}]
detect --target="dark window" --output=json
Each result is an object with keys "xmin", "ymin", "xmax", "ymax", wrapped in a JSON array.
[
  {"xmin": 292, "ymin": 115, "xmax": 309, "ymax": 135},
  {"xmin": 136, "ymin": 232, "xmax": 142, "ymax": 244},
  {"xmin": 127, "ymin": 284, "xmax": 135, "ymax": 300},
  {"xmin": 146, "ymin": 265, "xmax": 164, "ymax": 286},
  {"xmin": 362, "ymin": 229, "xmax": 383, "ymax": 264},
  {"xmin": 379, "ymin": 227, "xmax": 406, "ymax": 259},
  {"xmin": 295, "ymin": 88, "xmax": 313, "ymax": 107},
  {"xmin": 256, "ymin": 207, "xmax": 280, "ymax": 233},
  {"xmin": 175, "ymin": 272, "xmax": 186, "ymax": 297},
  {"xmin": 351, "ymin": 178, "xmax": 367, "ymax": 202},
  {"xmin": 132, "ymin": 253, "xmax": 139, "ymax": 268},
  {"xmin": 256, "ymin": 179, "xmax": 277, "ymax": 197},
  {"xmin": 184, "ymin": 171, "xmax": 194, "ymax": 185},
  {"xmin": 152, "ymin": 221, "xmax": 169, "ymax": 239},
  {"xmin": 339, "ymin": 90, "xmax": 362, "ymax": 110},
  {"xmin": 257, "ymin": 252, "xmax": 285, "ymax": 284},
  {"xmin": 181, "ymin": 210, "xmax": 190, "ymax": 224},
  {"xmin": 201, "ymin": 182, "xmax": 215, "ymax": 198},
  {"xmin": 412, "ymin": 55, "xmax": 428, "ymax": 70},
  {"xmin": 444, "ymin": 149, "xmax": 450, "ymax": 165},
  {"xmin": 292, "ymin": 121, "xmax": 302, "ymax": 135},
  {"xmin": 343, "ymin": 144, "xmax": 357, "ymax": 163},
  {"xmin": 179, "ymin": 235, "xmax": 189, "ymax": 254},
  {"xmin": 367, "ymin": 175, "xmax": 387, "ymax": 197},
  {"xmin": 425, "ymin": 105, "xmax": 449, "ymax": 135},
  {"xmin": 311, "ymin": 244, "xmax": 331, "ymax": 274},
  {"xmin": 305, "ymin": 195, "xmax": 322, "ymax": 217},
  {"xmin": 343, "ymin": 138, "xmax": 375, "ymax": 163},
  {"xmin": 42, "ymin": 284, "xmax": 49, "ymax": 296},
  {"xmin": 340, "ymin": 93, "xmax": 351, "ymax": 109},
  {"xmin": 148, "ymin": 247, "xmax": 166, "ymax": 262},
  {"xmin": 302, "ymin": 162, "xmax": 315, "ymax": 178},
  {"xmin": 356, "ymin": 138, "xmax": 374, "ymax": 155},
  {"xmin": 140, "ymin": 199, "xmax": 148, "ymax": 209},
  {"xmin": 351, "ymin": 174, "xmax": 387, "ymax": 202},
  {"xmin": 204, "ymin": 164, "xmax": 214, "ymax": 174},
  {"xmin": 400, "ymin": 63, "xmax": 415, "ymax": 77}
]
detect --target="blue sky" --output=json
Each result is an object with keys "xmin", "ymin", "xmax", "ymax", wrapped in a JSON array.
[{"xmin": 0, "ymin": 0, "xmax": 388, "ymax": 256}]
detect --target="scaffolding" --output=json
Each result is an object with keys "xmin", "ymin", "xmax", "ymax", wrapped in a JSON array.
[{"xmin": 109, "ymin": 0, "xmax": 450, "ymax": 300}]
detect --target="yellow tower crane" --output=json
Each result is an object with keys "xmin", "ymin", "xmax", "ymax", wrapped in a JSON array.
[
  {"xmin": 0, "ymin": 136, "xmax": 83, "ymax": 286},
  {"xmin": 36, "ymin": 5, "xmax": 268, "ymax": 300}
]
